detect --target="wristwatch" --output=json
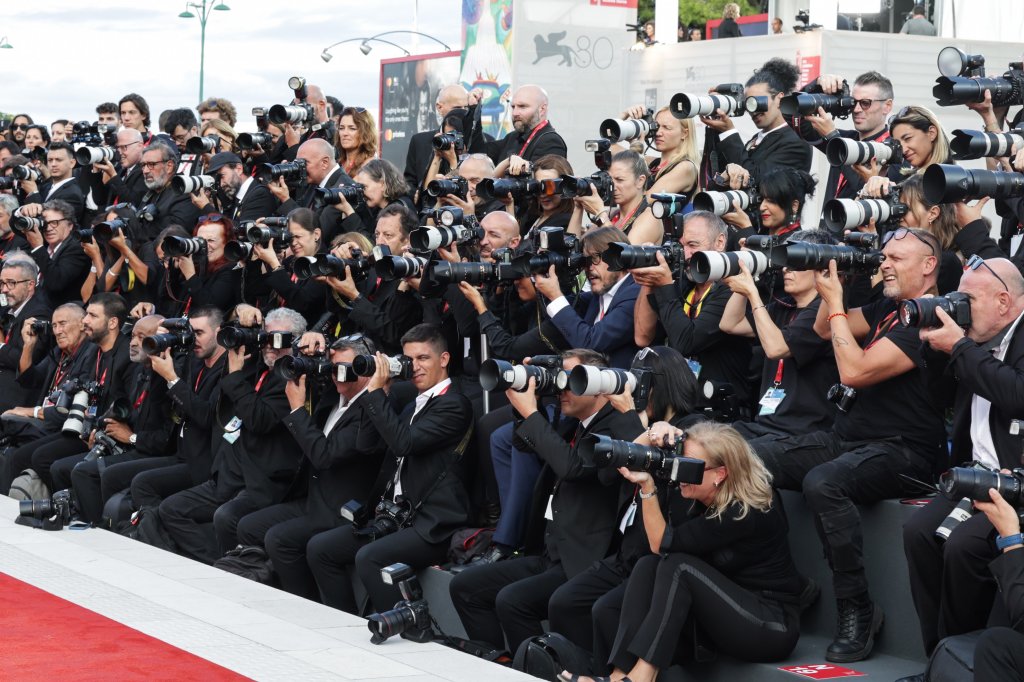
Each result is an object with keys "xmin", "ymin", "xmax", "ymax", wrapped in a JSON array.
[
  {"xmin": 639, "ymin": 487, "xmax": 658, "ymax": 500},
  {"xmin": 129, "ymin": 434, "xmax": 137, "ymax": 446}
]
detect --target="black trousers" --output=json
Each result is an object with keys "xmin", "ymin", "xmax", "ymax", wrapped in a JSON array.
[
  {"xmin": 548, "ymin": 557, "xmax": 630, "ymax": 674},
  {"xmin": 761, "ymin": 431, "xmax": 928, "ymax": 599},
  {"xmin": 306, "ymin": 525, "xmax": 448, "ymax": 614},
  {"xmin": 975, "ymin": 626, "xmax": 1024, "ymax": 682},
  {"xmin": 0, "ymin": 418, "xmax": 51, "ymax": 491},
  {"xmin": 14, "ymin": 432, "xmax": 89, "ymax": 491},
  {"xmin": 236, "ymin": 499, "xmax": 306, "ymax": 547},
  {"xmin": 130, "ymin": 462, "xmax": 191, "ymax": 509},
  {"xmin": 159, "ymin": 481, "xmax": 253, "ymax": 563},
  {"xmin": 69, "ymin": 451, "xmax": 142, "ymax": 524},
  {"xmin": 903, "ymin": 494, "xmax": 998, "ymax": 654},
  {"xmin": 611, "ymin": 553, "xmax": 799, "ymax": 672},
  {"xmin": 449, "ymin": 554, "xmax": 568, "ymax": 653},
  {"xmin": 265, "ymin": 513, "xmax": 339, "ymax": 601}
]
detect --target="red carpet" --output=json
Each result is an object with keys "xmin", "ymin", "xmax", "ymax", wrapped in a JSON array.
[{"xmin": 0, "ymin": 572, "xmax": 251, "ymax": 680}]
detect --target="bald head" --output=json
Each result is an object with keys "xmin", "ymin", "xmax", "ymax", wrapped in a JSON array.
[
  {"xmin": 479, "ymin": 211, "xmax": 521, "ymax": 261},
  {"xmin": 306, "ymin": 84, "xmax": 328, "ymax": 123},
  {"xmin": 959, "ymin": 256, "xmax": 1024, "ymax": 343},
  {"xmin": 436, "ymin": 85, "xmax": 470, "ymax": 118},
  {"xmin": 296, "ymin": 138, "xmax": 337, "ymax": 185},
  {"xmin": 987, "ymin": 258, "xmax": 1024, "ymax": 297},
  {"xmin": 510, "ymin": 85, "xmax": 550, "ymax": 134}
]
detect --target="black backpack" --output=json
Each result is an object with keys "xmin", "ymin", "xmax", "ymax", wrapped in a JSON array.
[
  {"xmin": 513, "ymin": 632, "xmax": 593, "ymax": 680},
  {"xmin": 213, "ymin": 545, "xmax": 275, "ymax": 584},
  {"xmin": 925, "ymin": 630, "xmax": 982, "ymax": 681}
]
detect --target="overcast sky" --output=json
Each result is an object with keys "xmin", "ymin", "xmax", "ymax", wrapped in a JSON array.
[{"xmin": 3, "ymin": 0, "xmax": 462, "ymax": 130}]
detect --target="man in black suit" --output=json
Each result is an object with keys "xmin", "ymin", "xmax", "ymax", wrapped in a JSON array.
[
  {"xmin": 19, "ymin": 142, "xmax": 86, "ymax": 223},
  {"xmin": 449, "ymin": 349, "xmax": 644, "ymax": 654},
  {"xmin": 270, "ymin": 138, "xmax": 352, "ymax": 219},
  {"xmin": 235, "ymin": 334, "xmax": 388, "ymax": 600},
  {"xmin": 700, "ymin": 58, "xmax": 812, "ymax": 190},
  {"xmin": 25, "ymin": 199, "xmax": 91, "ymax": 307},
  {"xmin": 307, "ymin": 323, "xmax": 474, "ymax": 614},
  {"xmin": 137, "ymin": 142, "xmax": 202, "ymax": 240},
  {"xmin": 200, "ymin": 152, "xmax": 279, "ymax": 223},
  {"xmin": 489, "ymin": 85, "xmax": 567, "ymax": 175},
  {"xmin": 89, "ymin": 128, "xmax": 147, "ymax": 209},
  {"xmin": 904, "ymin": 257, "xmax": 1024, "ymax": 656},
  {"xmin": 404, "ymin": 85, "xmax": 487, "ymax": 195},
  {"xmin": 158, "ymin": 307, "xmax": 304, "ymax": 563},
  {"xmin": 0, "ymin": 257, "xmax": 51, "ymax": 412}
]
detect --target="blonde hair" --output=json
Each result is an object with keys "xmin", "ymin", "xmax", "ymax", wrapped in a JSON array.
[
  {"xmin": 889, "ymin": 105, "xmax": 949, "ymax": 175},
  {"xmin": 332, "ymin": 230, "xmax": 373, "ymax": 254},
  {"xmin": 655, "ymin": 106, "xmax": 700, "ymax": 179},
  {"xmin": 723, "ymin": 3, "xmax": 741, "ymax": 19},
  {"xmin": 201, "ymin": 117, "xmax": 237, "ymax": 153},
  {"xmin": 686, "ymin": 421, "xmax": 774, "ymax": 520},
  {"xmin": 899, "ymin": 174, "xmax": 958, "ymax": 251}
]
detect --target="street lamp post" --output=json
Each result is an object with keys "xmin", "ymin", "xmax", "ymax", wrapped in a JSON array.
[{"xmin": 178, "ymin": 0, "xmax": 230, "ymax": 103}]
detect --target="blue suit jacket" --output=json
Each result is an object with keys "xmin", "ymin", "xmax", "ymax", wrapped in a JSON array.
[{"xmin": 550, "ymin": 274, "xmax": 640, "ymax": 368}]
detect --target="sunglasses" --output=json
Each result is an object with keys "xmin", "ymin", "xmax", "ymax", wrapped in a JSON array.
[
  {"xmin": 853, "ymin": 98, "xmax": 887, "ymax": 110},
  {"xmin": 197, "ymin": 213, "xmax": 225, "ymax": 224},
  {"xmin": 882, "ymin": 227, "xmax": 937, "ymax": 257},
  {"xmin": 331, "ymin": 333, "xmax": 372, "ymax": 353},
  {"xmin": 965, "ymin": 254, "xmax": 1009, "ymax": 292},
  {"xmin": 12, "ymin": 124, "xmax": 30, "ymax": 131}
]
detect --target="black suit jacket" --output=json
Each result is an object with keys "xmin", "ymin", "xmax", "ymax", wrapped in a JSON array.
[
  {"xmin": 18, "ymin": 339, "xmax": 98, "ymax": 430},
  {"xmin": 276, "ymin": 167, "xmax": 354, "ymax": 216},
  {"xmin": 345, "ymin": 276, "xmax": 423, "ymax": 356},
  {"xmin": 124, "ymin": 365, "xmax": 174, "ymax": 457},
  {"xmin": 28, "ymin": 180, "xmax": 86, "ymax": 223},
  {"xmin": 167, "ymin": 353, "xmax": 226, "ymax": 485},
  {"xmin": 30, "ymin": 237, "xmax": 92, "ymax": 307},
  {"xmin": 404, "ymin": 130, "xmax": 448, "ymax": 198},
  {"xmin": 363, "ymin": 384, "xmax": 473, "ymax": 544},
  {"xmin": 0, "ymin": 294, "xmax": 52, "ymax": 409},
  {"xmin": 489, "ymin": 122, "xmax": 568, "ymax": 165},
  {"xmin": 217, "ymin": 365, "xmax": 300, "ymax": 508},
  {"xmin": 282, "ymin": 390, "xmax": 388, "ymax": 528},
  {"xmin": 515, "ymin": 402, "xmax": 645, "ymax": 578},
  {"xmin": 711, "ymin": 123, "xmax": 813, "ymax": 182},
  {"xmin": 929, "ymin": 317, "xmax": 1024, "ymax": 472},
  {"xmin": 95, "ymin": 164, "xmax": 147, "ymax": 208},
  {"xmin": 139, "ymin": 185, "xmax": 202, "ymax": 243},
  {"xmin": 200, "ymin": 179, "xmax": 280, "ymax": 224}
]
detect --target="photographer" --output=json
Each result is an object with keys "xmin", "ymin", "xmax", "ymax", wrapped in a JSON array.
[
  {"xmin": 719, "ymin": 230, "xmax": 839, "ymax": 452},
  {"xmin": 175, "ymin": 214, "xmax": 240, "ymax": 316},
  {"xmin": 903, "ymin": 257, "xmax": 1024, "ymax": 656},
  {"xmin": 719, "ymin": 166, "xmax": 817, "ymax": 239},
  {"xmin": 90, "ymin": 128, "xmax": 146, "ymax": 209},
  {"xmin": 406, "ymin": 86, "xmax": 486, "ymax": 194},
  {"xmin": 861, "ymin": 105, "xmax": 952, "ymax": 198},
  {"xmin": 569, "ymin": 151, "xmax": 657, "ymax": 243},
  {"xmin": 0, "ymin": 257, "xmax": 51, "ymax": 412},
  {"xmin": 898, "ymin": 174, "xmax": 976, "ymax": 295},
  {"xmin": 21, "ymin": 293, "xmax": 132, "ymax": 493},
  {"xmin": 306, "ymin": 323, "xmax": 473, "ymax": 614},
  {"xmin": 701, "ymin": 58, "xmax": 812, "ymax": 189},
  {"xmin": 201, "ymin": 152, "xmax": 279, "ymax": 224},
  {"xmin": 131, "ymin": 307, "xmax": 226, "ymax": 510},
  {"xmin": 450, "ymin": 349, "xmax": 644, "ymax": 655},
  {"xmin": 439, "ymin": 154, "xmax": 503, "ymax": 224},
  {"xmin": 616, "ymin": 105, "xmax": 700, "ymax": 199},
  {"xmin": 971, "ymin": 488, "xmax": 1024, "ymax": 682},
  {"xmin": 331, "ymin": 158, "xmax": 414, "ymax": 243},
  {"xmin": 797, "ymin": 71, "xmax": 901, "ymax": 202},
  {"xmin": 19, "ymin": 142, "xmax": 85, "ymax": 224},
  {"xmin": 324, "ymin": 204, "xmax": 422, "ymax": 355},
  {"xmin": 137, "ymin": 142, "xmax": 202, "ymax": 239},
  {"xmin": 162, "ymin": 108, "xmax": 199, "ymax": 156},
  {"xmin": 0, "ymin": 194, "xmax": 29, "ymax": 256},
  {"xmin": 69, "ymin": 314, "xmax": 174, "ymax": 526},
  {"xmin": 270, "ymin": 138, "xmax": 352, "ymax": 219},
  {"xmin": 235, "ymin": 334, "xmax": 388, "ymax": 601},
  {"xmin": 159, "ymin": 307, "xmax": 304, "ymax": 563},
  {"xmin": 523, "ymin": 155, "xmax": 575, "ymax": 235},
  {"xmin": 755, "ymin": 227, "xmax": 947, "ymax": 662},
  {"xmin": 631, "ymin": 211, "xmax": 755, "ymax": 410},
  {"xmin": 25, "ymin": 199, "xmax": 91, "ymax": 307},
  {"xmin": 535, "ymin": 226, "xmax": 640, "ymax": 369},
  {"xmin": 559, "ymin": 422, "xmax": 806, "ymax": 682},
  {"xmin": 93, "ymin": 206, "xmax": 159, "ymax": 309},
  {"xmin": 490, "ymin": 85, "xmax": 568, "ymax": 172},
  {"xmin": 547, "ymin": 346, "xmax": 705, "ymax": 665},
  {"xmin": 254, "ymin": 207, "xmax": 328, "ymax": 323}
]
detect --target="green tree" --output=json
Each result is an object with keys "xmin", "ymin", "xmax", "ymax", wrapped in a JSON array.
[{"xmin": 638, "ymin": 0, "xmax": 762, "ymax": 27}]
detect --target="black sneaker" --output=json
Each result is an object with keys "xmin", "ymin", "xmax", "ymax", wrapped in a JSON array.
[
  {"xmin": 472, "ymin": 544, "xmax": 513, "ymax": 565},
  {"xmin": 826, "ymin": 598, "xmax": 884, "ymax": 663}
]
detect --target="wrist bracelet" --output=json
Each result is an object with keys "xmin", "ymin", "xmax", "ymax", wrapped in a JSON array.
[
  {"xmin": 828, "ymin": 312, "xmax": 848, "ymax": 323},
  {"xmin": 639, "ymin": 487, "xmax": 658, "ymax": 500},
  {"xmin": 33, "ymin": 406, "xmax": 40, "ymax": 419},
  {"xmin": 996, "ymin": 533, "xmax": 1023, "ymax": 550},
  {"xmin": 751, "ymin": 304, "xmax": 767, "ymax": 313}
]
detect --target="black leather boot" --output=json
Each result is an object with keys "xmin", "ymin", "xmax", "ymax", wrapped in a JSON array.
[{"xmin": 826, "ymin": 597, "xmax": 884, "ymax": 662}]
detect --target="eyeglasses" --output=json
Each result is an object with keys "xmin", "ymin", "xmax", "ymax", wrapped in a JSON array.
[
  {"xmin": 115, "ymin": 141, "xmax": 141, "ymax": 152},
  {"xmin": 584, "ymin": 254, "xmax": 602, "ymax": 266},
  {"xmin": 0, "ymin": 278, "xmax": 31, "ymax": 289},
  {"xmin": 44, "ymin": 218, "xmax": 67, "ymax": 229},
  {"xmin": 965, "ymin": 254, "xmax": 1010, "ymax": 292},
  {"xmin": 882, "ymin": 227, "xmax": 937, "ymax": 257},
  {"xmin": 140, "ymin": 160, "xmax": 171, "ymax": 170},
  {"xmin": 853, "ymin": 98, "xmax": 887, "ymax": 111}
]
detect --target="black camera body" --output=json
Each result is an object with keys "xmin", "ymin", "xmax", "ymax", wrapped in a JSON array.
[
  {"xmin": 30, "ymin": 319, "xmax": 52, "ymax": 336},
  {"xmin": 516, "ymin": 226, "xmax": 587, "ymax": 277},
  {"xmin": 16, "ymin": 489, "xmax": 74, "ymax": 531},
  {"xmin": 933, "ymin": 46, "xmax": 1024, "ymax": 108},
  {"xmin": 314, "ymin": 184, "xmax": 365, "ymax": 209},
  {"xmin": 781, "ymin": 81, "xmax": 855, "ymax": 118},
  {"xmin": 70, "ymin": 120, "xmax": 117, "ymax": 147},
  {"xmin": 579, "ymin": 433, "xmax": 706, "ymax": 484},
  {"xmin": 292, "ymin": 251, "xmax": 370, "ymax": 281},
  {"xmin": 84, "ymin": 430, "xmax": 126, "ymax": 463},
  {"xmin": 274, "ymin": 353, "xmax": 333, "ymax": 381},
  {"xmin": 432, "ymin": 131, "xmax": 464, "ymax": 152},
  {"xmin": 142, "ymin": 318, "xmax": 195, "ymax": 355},
  {"xmin": 256, "ymin": 159, "xmax": 308, "ymax": 186},
  {"xmin": 366, "ymin": 563, "xmax": 434, "ymax": 645},
  {"xmin": 345, "ymin": 498, "xmax": 414, "ymax": 540},
  {"xmin": 899, "ymin": 291, "xmax": 972, "ymax": 329},
  {"xmin": 602, "ymin": 241, "xmax": 685, "ymax": 272},
  {"xmin": 827, "ymin": 383, "xmax": 857, "ymax": 413},
  {"xmin": 218, "ymin": 322, "xmax": 293, "ymax": 351},
  {"xmin": 940, "ymin": 466, "xmax": 1024, "ymax": 506},
  {"xmin": 479, "ymin": 356, "xmax": 566, "ymax": 395},
  {"xmin": 426, "ymin": 176, "xmax": 469, "ymax": 200}
]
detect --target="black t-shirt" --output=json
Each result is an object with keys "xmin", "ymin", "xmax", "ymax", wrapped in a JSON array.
[
  {"xmin": 748, "ymin": 298, "xmax": 839, "ymax": 435},
  {"xmin": 834, "ymin": 298, "xmax": 946, "ymax": 457}
]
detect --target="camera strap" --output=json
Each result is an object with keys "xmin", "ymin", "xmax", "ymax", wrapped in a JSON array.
[
  {"xmin": 404, "ymin": 423, "xmax": 475, "ymax": 527},
  {"xmin": 517, "ymin": 120, "xmax": 549, "ymax": 157}
]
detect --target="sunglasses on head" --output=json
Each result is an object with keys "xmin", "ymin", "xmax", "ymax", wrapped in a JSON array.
[
  {"xmin": 964, "ymin": 254, "xmax": 1010, "ymax": 292},
  {"xmin": 882, "ymin": 227, "xmax": 937, "ymax": 257},
  {"xmin": 197, "ymin": 213, "xmax": 225, "ymax": 225}
]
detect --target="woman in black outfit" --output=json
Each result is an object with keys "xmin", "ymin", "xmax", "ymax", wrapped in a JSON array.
[
  {"xmin": 522, "ymin": 154, "xmax": 575, "ymax": 238},
  {"xmin": 718, "ymin": 3, "xmax": 743, "ymax": 38},
  {"xmin": 331, "ymin": 158, "xmax": 415, "ymax": 241},
  {"xmin": 174, "ymin": 215, "xmax": 240, "ymax": 315},
  {"xmin": 561, "ymin": 421, "xmax": 807, "ymax": 682},
  {"xmin": 252, "ymin": 207, "xmax": 328, "ymax": 323}
]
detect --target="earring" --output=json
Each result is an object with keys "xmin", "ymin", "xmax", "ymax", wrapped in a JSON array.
[{"xmin": 713, "ymin": 479, "xmax": 720, "ymax": 488}]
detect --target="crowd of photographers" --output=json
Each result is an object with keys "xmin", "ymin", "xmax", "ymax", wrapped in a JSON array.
[{"xmin": 4, "ymin": 46, "xmax": 1024, "ymax": 680}]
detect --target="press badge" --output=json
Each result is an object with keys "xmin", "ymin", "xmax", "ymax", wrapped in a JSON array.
[
  {"xmin": 87, "ymin": 405, "xmax": 98, "ymax": 418},
  {"xmin": 686, "ymin": 359, "xmax": 702, "ymax": 378},
  {"xmin": 619, "ymin": 500, "xmax": 638, "ymax": 534},
  {"xmin": 758, "ymin": 387, "xmax": 785, "ymax": 416},
  {"xmin": 223, "ymin": 416, "xmax": 243, "ymax": 444}
]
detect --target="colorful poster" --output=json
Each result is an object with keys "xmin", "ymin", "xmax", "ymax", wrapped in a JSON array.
[
  {"xmin": 460, "ymin": 0, "xmax": 515, "ymax": 141},
  {"xmin": 378, "ymin": 51, "xmax": 463, "ymax": 170}
]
